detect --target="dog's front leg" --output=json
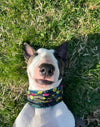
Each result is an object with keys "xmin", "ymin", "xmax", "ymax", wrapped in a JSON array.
[{"xmin": 13, "ymin": 103, "xmax": 35, "ymax": 127}]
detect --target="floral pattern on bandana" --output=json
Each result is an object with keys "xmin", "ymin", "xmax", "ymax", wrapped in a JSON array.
[{"xmin": 27, "ymin": 84, "xmax": 63, "ymax": 108}]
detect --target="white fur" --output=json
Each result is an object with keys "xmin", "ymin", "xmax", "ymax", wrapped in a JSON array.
[
  {"xmin": 14, "ymin": 48, "xmax": 75, "ymax": 127},
  {"xmin": 15, "ymin": 102, "xmax": 75, "ymax": 127}
]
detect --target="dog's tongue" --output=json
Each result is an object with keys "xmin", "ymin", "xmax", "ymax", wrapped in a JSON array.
[{"xmin": 35, "ymin": 79, "xmax": 54, "ymax": 85}]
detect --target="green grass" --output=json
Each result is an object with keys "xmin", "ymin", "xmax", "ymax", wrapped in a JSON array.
[{"xmin": 0, "ymin": 0, "xmax": 100, "ymax": 126}]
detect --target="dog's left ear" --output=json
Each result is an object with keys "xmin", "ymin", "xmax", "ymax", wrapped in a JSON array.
[
  {"xmin": 23, "ymin": 42, "xmax": 36, "ymax": 62},
  {"xmin": 55, "ymin": 42, "xmax": 67, "ymax": 63}
]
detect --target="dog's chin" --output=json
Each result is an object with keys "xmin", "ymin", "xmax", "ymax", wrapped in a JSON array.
[{"xmin": 35, "ymin": 79, "xmax": 54, "ymax": 85}]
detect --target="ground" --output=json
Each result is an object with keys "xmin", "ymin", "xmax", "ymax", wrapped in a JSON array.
[{"xmin": 0, "ymin": 0, "xmax": 100, "ymax": 127}]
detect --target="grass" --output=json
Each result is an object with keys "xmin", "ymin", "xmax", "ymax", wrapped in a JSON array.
[{"xmin": 0, "ymin": 0, "xmax": 100, "ymax": 126}]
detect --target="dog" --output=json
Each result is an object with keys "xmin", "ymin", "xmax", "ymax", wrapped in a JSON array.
[{"xmin": 13, "ymin": 42, "xmax": 75, "ymax": 127}]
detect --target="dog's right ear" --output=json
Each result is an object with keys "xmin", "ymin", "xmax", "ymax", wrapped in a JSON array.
[{"xmin": 23, "ymin": 43, "xmax": 36, "ymax": 63}]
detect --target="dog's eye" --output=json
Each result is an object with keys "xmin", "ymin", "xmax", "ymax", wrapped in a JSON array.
[{"xmin": 34, "ymin": 52, "xmax": 38, "ymax": 56}]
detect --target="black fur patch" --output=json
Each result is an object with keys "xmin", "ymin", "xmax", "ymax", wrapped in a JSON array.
[{"xmin": 54, "ymin": 52, "xmax": 66, "ymax": 79}]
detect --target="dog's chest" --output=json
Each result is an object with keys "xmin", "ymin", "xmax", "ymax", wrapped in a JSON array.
[
  {"xmin": 15, "ymin": 102, "xmax": 75, "ymax": 127},
  {"xmin": 30, "ymin": 107, "xmax": 57, "ymax": 127}
]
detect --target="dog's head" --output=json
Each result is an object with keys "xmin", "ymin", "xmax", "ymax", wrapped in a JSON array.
[{"xmin": 23, "ymin": 42, "xmax": 67, "ymax": 90}]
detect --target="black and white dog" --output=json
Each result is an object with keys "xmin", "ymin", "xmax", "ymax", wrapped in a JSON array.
[{"xmin": 13, "ymin": 42, "xmax": 75, "ymax": 127}]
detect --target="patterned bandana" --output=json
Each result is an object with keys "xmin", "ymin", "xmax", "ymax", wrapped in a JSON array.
[{"xmin": 27, "ymin": 84, "xmax": 63, "ymax": 108}]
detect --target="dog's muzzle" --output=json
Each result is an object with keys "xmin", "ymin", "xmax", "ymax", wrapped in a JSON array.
[{"xmin": 39, "ymin": 63, "xmax": 55, "ymax": 78}]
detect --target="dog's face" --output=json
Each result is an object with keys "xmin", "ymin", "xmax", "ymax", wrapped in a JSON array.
[{"xmin": 23, "ymin": 42, "xmax": 67, "ymax": 90}]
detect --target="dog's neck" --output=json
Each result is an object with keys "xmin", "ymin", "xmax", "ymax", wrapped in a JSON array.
[{"xmin": 27, "ymin": 83, "xmax": 63, "ymax": 108}]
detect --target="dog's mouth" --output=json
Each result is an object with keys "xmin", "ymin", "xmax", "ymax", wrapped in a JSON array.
[{"xmin": 35, "ymin": 79, "xmax": 54, "ymax": 85}]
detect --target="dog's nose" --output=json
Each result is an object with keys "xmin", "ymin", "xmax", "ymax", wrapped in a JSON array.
[{"xmin": 39, "ymin": 63, "xmax": 55, "ymax": 77}]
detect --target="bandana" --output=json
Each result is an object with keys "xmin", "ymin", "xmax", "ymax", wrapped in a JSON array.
[{"xmin": 27, "ymin": 84, "xmax": 63, "ymax": 108}]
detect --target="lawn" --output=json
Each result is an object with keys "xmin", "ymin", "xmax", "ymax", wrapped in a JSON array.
[{"xmin": 0, "ymin": 0, "xmax": 100, "ymax": 127}]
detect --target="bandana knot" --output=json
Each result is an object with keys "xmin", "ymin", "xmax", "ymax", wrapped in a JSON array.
[{"xmin": 27, "ymin": 84, "xmax": 63, "ymax": 108}]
